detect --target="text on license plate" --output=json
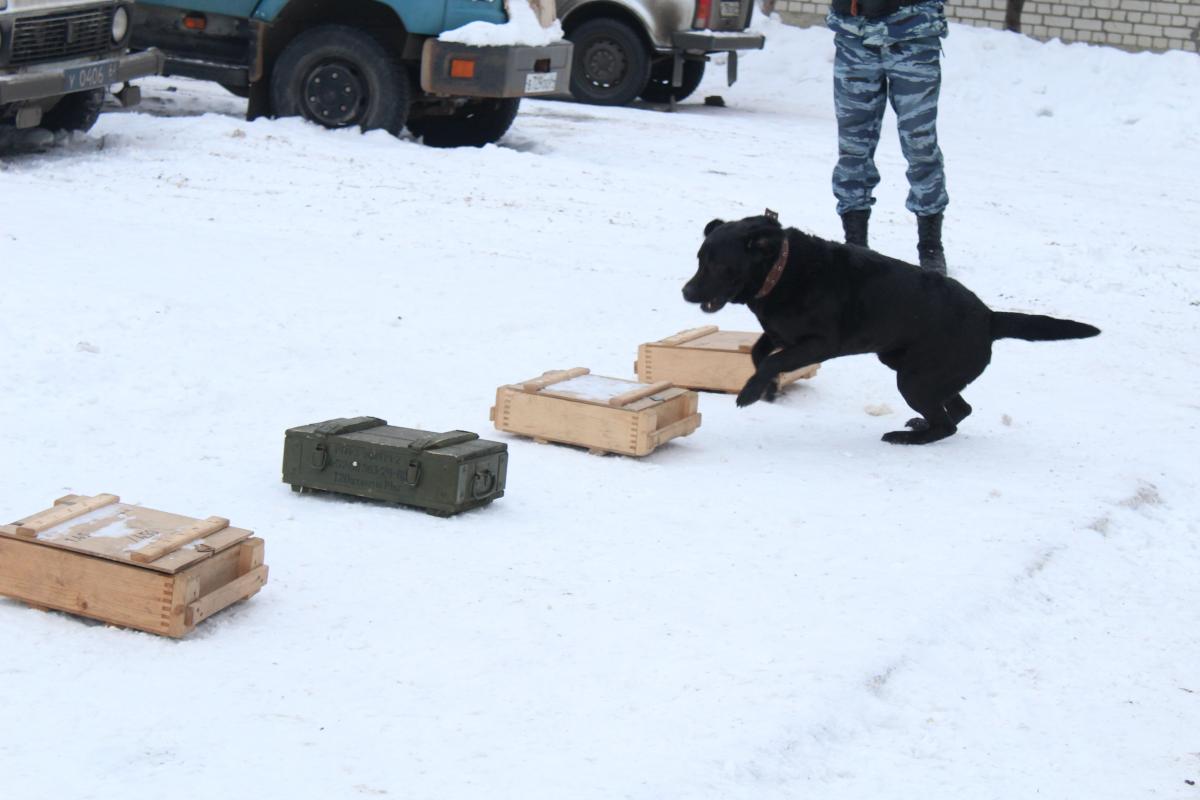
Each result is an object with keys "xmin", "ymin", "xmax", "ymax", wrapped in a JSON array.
[
  {"xmin": 720, "ymin": 1, "xmax": 741, "ymax": 16},
  {"xmin": 63, "ymin": 60, "xmax": 119, "ymax": 93},
  {"xmin": 524, "ymin": 72, "xmax": 558, "ymax": 94}
]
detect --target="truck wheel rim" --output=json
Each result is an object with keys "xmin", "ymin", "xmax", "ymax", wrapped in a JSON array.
[
  {"xmin": 583, "ymin": 39, "xmax": 626, "ymax": 88},
  {"xmin": 302, "ymin": 60, "xmax": 367, "ymax": 127}
]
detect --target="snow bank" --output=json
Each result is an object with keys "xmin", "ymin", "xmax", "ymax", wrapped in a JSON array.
[{"xmin": 440, "ymin": 0, "xmax": 564, "ymax": 47}]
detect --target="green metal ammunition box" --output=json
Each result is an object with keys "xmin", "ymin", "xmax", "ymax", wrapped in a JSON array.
[{"xmin": 282, "ymin": 417, "xmax": 507, "ymax": 516}]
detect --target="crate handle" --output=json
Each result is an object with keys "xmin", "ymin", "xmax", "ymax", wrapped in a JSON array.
[
  {"xmin": 472, "ymin": 469, "xmax": 497, "ymax": 499},
  {"xmin": 311, "ymin": 443, "xmax": 329, "ymax": 470},
  {"xmin": 411, "ymin": 430, "xmax": 478, "ymax": 451},
  {"xmin": 312, "ymin": 416, "xmax": 386, "ymax": 437},
  {"xmin": 405, "ymin": 460, "xmax": 422, "ymax": 486},
  {"xmin": 648, "ymin": 413, "xmax": 702, "ymax": 447}
]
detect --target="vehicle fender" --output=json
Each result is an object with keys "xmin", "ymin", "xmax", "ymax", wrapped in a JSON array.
[{"xmin": 559, "ymin": 0, "xmax": 694, "ymax": 50}]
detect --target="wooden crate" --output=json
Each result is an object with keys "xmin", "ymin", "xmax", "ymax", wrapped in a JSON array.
[
  {"xmin": 635, "ymin": 326, "xmax": 820, "ymax": 394},
  {"xmin": 490, "ymin": 368, "xmax": 701, "ymax": 456},
  {"xmin": 0, "ymin": 494, "xmax": 268, "ymax": 638}
]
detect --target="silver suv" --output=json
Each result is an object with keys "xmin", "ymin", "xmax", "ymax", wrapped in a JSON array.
[
  {"xmin": 560, "ymin": 0, "xmax": 764, "ymax": 105},
  {"xmin": 0, "ymin": 0, "xmax": 161, "ymax": 137}
]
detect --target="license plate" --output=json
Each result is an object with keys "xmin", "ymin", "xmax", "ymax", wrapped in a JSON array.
[
  {"xmin": 62, "ymin": 60, "xmax": 119, "ymax": 93},
  {"xmin": 720, "ymin": 1, "xmax": 741, "ymax": 16},
  {"xmin": 524, "ymin": 71, "xmax": 558, "ymax": 94}
]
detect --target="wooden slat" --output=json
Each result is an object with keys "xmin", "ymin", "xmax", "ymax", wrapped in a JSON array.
[
  {"xmin": 11, "ymin": 493, "xmax": 120, "ymax": 538},
  {"xmin": 186, "ymin": 566, "xmax": 269, "ymax": 627},
  {"xmin": 680, "ymin": 330, "xmax": 758, "ymax": 352},
  {"xmin": 237, "ymin": 538, "xmax": 265, "ymax": 575},
  {"xmin": 189, "ymin": 523, "xmax": 252, "ymax": 556},
  {"xmin": 520, "ymin": 367, "xmax": 590, "ymax": 393},
  {"xmin": 607, "ymin": 380, "xmax": 673, "ymax": 408},
  {"xmin": 130, "ymin": 516, "xmax": 230, "ymax": 564},
  {"xmin": 656, "ymin": 325, "xmax": 718, "ymax": 346},
  {"xmin": 180, "ymin": 539, "xmax": 253, "ymax": 601},
  {"xmin": 167, "ymin": 574, "xmax": 201, "ymax": 638},
  {"xmin": 635, "ymin": 345, "xmax": 653, "ymax": 384},
  {"xmin": 35, "ymin": 523, "xmax": 248, "ymax": 575},
  {"xmin": 649, "ymin": 413, "xmax": 703, "ymax": 448}
]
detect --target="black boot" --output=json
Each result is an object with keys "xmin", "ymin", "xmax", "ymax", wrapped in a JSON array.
[
  {"xmin": 841, "ymin": 209, "xmax": 870, "ymax": 248},
  {"xmin": 917, "ymin": 213, "xmax": 947, "ymax": 274}
]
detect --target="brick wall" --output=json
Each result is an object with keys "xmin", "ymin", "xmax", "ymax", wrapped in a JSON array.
[{"xmin": 773, "ymin": 0, "xmax": 1200, "ymax": 53}]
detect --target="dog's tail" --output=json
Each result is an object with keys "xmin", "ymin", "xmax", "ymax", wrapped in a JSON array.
[{"xmin": 991, "ymin": 311, "xmax": 1100, "ymax": 342}]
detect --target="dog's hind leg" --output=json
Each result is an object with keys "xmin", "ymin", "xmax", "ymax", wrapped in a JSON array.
[
  {"xmin": 885, "ymin": 374, "xmax": 958, "ymax": 445},
  {"xmin": 905, "ymin": 393, "xmax": 972, "ymax": 430},
  {"xmin": 886, "ymin": 408, "xmax": 955, "ymax": 444},
  {"xmin": 947, "ymin": 394, "xmax": 972, "ymax": 424}
]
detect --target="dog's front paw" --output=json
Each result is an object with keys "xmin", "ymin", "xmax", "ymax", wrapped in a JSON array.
[
  {"xmin": 763, "ymin": 380, "xmax": 780, "ymax": 403},
  {"xmin": 736, "ymin": 376, "xmax": 769, "ymax": 407}
]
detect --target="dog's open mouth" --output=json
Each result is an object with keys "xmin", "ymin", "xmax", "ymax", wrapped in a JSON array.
[{"xmin": 700, "ymin": 299, "xmax": 727, "ymax": 313}]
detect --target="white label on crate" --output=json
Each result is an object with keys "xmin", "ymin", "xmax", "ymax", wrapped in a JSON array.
[{"xmin": 525, "ymin": 72, "xmax": 558, "ymax": 94}]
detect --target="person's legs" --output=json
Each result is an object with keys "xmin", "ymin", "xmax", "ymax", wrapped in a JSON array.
[
  {"xmin": 886, "ymin": 37, "xmax": 948, "ymax": 271},
  {"xmin": 885, "ymin": 37, "xmax": 947, "ymax": 218},
  {"xmin": 833, "ymin": 33, "xmax": 889, "ymax": 243}
]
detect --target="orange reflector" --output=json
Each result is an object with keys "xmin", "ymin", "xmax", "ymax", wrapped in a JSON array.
[
  {"xmin": 183, "ymin": 13, "xmax": 207, "ymax": 30},
  {"xmin": 450, "ymin": 59, "xmax": 476, "ymax": 79}
]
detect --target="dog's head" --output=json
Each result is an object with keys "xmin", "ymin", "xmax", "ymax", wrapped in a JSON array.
[{"xmin": 682, "ymin": 215, "xmax": 785, "ymax": 313}]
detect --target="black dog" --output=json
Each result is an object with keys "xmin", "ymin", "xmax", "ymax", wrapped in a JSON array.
[{"xmin": 681, "ymin": 214, "xmax": 1100, "ymax": 444}]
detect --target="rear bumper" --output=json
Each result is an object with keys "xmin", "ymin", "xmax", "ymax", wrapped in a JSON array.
[
  {"xmin": 0, "ymin": 49, "xmax": 164, "ymax": 104},
  {"xmin": 421, "ymin": 40, "xmax": 573, "ymax": 98},
  {"xmin": 670, "ymin": 31, "xmax": 766, "ymax": 53}
]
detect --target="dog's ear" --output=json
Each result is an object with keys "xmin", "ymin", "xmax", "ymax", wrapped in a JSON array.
[
  {"xmin": 704, "ymin": 219, "xmax": 725, "ymax": 236},
  {"xmin": 747, "ymin": 233, "xmax": 775, "ymax": 255},
  {"xmin": 746, "ymin": 217, "xmax": 783, "ymax": 256}
]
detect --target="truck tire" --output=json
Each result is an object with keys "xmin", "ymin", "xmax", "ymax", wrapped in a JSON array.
[
  {"xmin": 567, "ymin": 19, "xmax": 650, "ymax": 106},
  {"xmin": 40, "ymin": 89, "xmax": 104, "ymax": 133},
  {"xmin": 270, "ymin": 25, "xmax": 410, "ymax": 135},
  {"xmin": 407, "ymin": 98, "xmax": 520, "ymax": 148},
  {"xmin": 640, "ymin": 59, "xmax": 706, "ymax": 104}
]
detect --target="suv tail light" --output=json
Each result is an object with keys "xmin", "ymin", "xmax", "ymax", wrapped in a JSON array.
[{"xmin": 693, "ymin": 0, "xmax": 713, "ymax": 29}]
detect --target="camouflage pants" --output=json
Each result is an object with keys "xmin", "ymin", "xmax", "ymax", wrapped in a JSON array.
[{"xmin": 832, "ymin": 33, "xmax": 948, "ymax": 217}]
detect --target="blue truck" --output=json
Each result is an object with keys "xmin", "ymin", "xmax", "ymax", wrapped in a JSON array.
[{"xmin": 130, "ymin": 0, "xmax": 572, "ymax": 146}]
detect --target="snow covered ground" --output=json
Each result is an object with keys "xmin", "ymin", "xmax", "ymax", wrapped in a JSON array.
[{"xmin": 1, "ymin": 17, "xmax": 1198, "ymax": 800}]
